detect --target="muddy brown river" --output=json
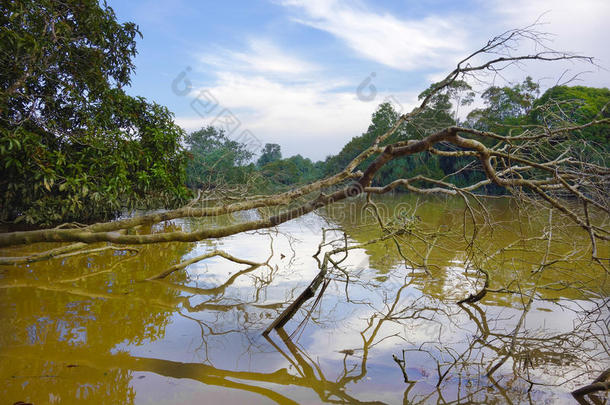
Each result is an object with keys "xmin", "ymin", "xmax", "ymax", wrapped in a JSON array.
[{"xmin": 1, "ymin": 195, "xmax": 608, "ymax": 404}]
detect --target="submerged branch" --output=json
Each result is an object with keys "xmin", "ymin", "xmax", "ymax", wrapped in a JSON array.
[
  {"xmin": 572, "ymin": 368, "xmax": 610, "ymax": 404},
  {"xmin": 146, "ymin": 249, "xmax": 265, "ymax": 280}
]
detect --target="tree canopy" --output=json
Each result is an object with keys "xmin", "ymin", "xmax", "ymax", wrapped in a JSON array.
[
  {"xmin": 257, "ymin": 143, "xmax": 282, "ymax": 167},
  {"xmin": 184, "ymin": 126, "xmax": 254, "ymax": 189},
  {"xmin": 0, "ymin": 0, "xmax": 189, "ymax": 226},
  {"xmin": 531, "ymin": 85, "xmax": 610, "ymax": 147}
]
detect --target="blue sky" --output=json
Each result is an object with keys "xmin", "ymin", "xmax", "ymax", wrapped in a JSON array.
[{"xmin": 107, "ymin": 0, "xmax": 610, "ymax": 161}]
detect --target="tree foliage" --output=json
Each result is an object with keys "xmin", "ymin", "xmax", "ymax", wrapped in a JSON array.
[
  {"xmin": 322, "ymin": 81, "xmax": 475, "ymax": 188},
  {"xmin": 467, "ymin": 76, "xmax": 540, "ymax": 132},
  {"xmin": 184, "ymin": 126, "xmax": 254, "ymax": 189},
  {"xmin": 257, "ymin": 143, "xmax": 282, "ymax": 167},
  {"xmin": 196, "ymin": 80, "xmax": 607, "ymax": 195},
  {"xmin": 260, "ymin": 153, "xmax": 322, "ymax": 186},
  {"xmin": 0, "ymin": 0, "xmax": 189, "ymax": 226},
  {"xmin": 323, "ymin": 102, "xmax": 403, "ymax": 178},
  {"xmin": 531, "ymin": 85, "xmax": 610, "ymax": 147}
]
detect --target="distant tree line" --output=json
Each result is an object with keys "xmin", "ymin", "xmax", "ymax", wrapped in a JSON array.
[{"xmin": 184, "ymin": 80, "xmax": 609, "ymax": 193}]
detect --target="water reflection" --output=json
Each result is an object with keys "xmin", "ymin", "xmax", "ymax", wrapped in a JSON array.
[{"xmin": 0, "ymin": 196, "xmax": 608, "ymax": 404}]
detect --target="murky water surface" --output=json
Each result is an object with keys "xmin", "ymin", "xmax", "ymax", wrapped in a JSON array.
[{"xmin": 1, "ymin": 196, "xmax": 608, "ymax": 404}]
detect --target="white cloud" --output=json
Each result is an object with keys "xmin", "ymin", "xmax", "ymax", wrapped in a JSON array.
[
  {"xmin": 199, "ymin": 38, "xmax": 319, "ymax": 76},
  {"xmin": 492, "ymin": 0, "xmax": 609, "ymax": 52},
  {"xmin": 185, "ymin": 37, "xmax": 403, "ymax": 160},
  {"xmin": 278, "ymin": 0, "xmax": 469, "ymax": 71},
  {"xmin": 175, "ymin": 72, "xmax": 418, "ymax": 160},
  {"xmin": 275, "ymin": 0, "xmax": 609, "ymax": 85},
  {"xmin": 448, "ymin": 0, "xmax": 610, "ymax": 90},
  {"xmin": 488, "ymin": 0, "xmax": 610, "ymax": 87}
]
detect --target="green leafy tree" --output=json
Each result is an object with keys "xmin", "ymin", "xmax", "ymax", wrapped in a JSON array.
[
  {"xmin": 397, "ymin": 80, "xmax": 475, "ymax": 186},
  {"xmin": 259, "ymin": 159, "xmax": 300, "ymax": 185},
  {"xmin": 257, "ymin": 143, "xmax": 282, "ymax": 167},
  {"xmin": 259, "ymin": 154, "xmax": 322, "ymax": 186},
  {"xmin": 466, "ymin": 81, "xmax": 608, "ymax": 172},
  {"xmin": 414, "ymin": 80, "xmax": 474, "ymax": 130},
  {"xmin": 530, "ymin": 85, "xmax": 610, "ymax": 146},
  {"xmin": 323, "ymin": 102, "xmax": 405, "ymax": 178},
  {"xmin": 0, "ymin": 0, "xmax": 189, "ymax": 225},
  {"xmin": 324, "ymin": 82, "xmax": 474, "ymax": 187},
  {"xmin": 466, "ymin": 77, "xmax": 540, "ymax": 133},
  {"xmin": 184, "ymin": 126, "xmax": 254, "ymax": 189},
  {"xmin": 287, "ymin": 154, "xmax": 322, "ymax": 183}
]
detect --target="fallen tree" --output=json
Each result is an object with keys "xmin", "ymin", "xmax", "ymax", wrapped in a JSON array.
[{"xmin": 1, "ymin": 27, "xmax": 608, "ymax": 254}]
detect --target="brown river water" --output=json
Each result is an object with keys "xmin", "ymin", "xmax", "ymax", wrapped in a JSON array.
[{"xmin": 1, "ymin": 195, "xmax": 608, "ymax": 404}]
